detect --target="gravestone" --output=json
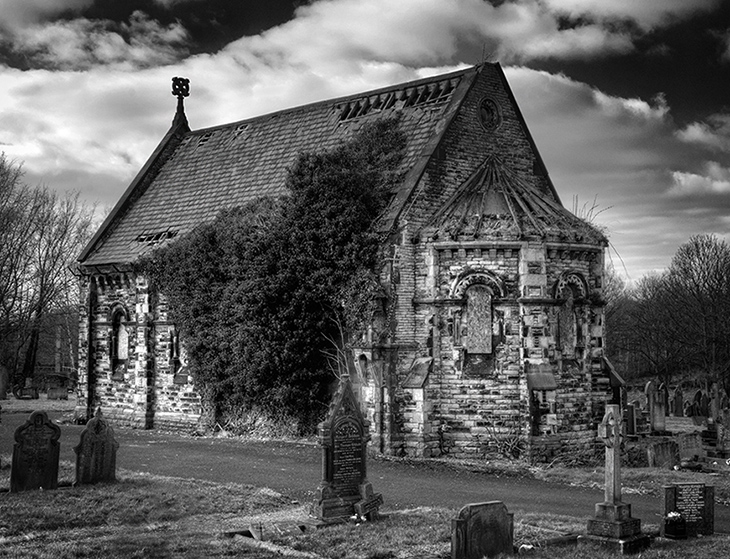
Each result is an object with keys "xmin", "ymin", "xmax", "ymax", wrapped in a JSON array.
[
  {"xmin": 579, "ymin": 405, "xmax": 651, "ymax": 554},
  {"xmin": 672, "ymin": 388, "xmax": 683, "ymax": 417},
  {"xmin": 647, "ymin": 440, "xmax": 679, "ymax": 469},
  {"xmin": 451, "ymin": 501, "xmax": 514, "ymax": 559},
  {"xmin": 74, "ymin": 407, "xmax": 119, "ymax": 485},
  {"xmin": 677, "ymin": 432, "xmax": 704, "ymax": 461},
  {"xmin": 311, "ymin": 373, "xmax": 382, "ymax": 524},
  {"xmin": 10, "ymin": 410, "xmax": 61, "ymax": 492},
  {"xmin": 650, "ymin": 390, "xmax": 667, "ymax": 434},
  {"xmin": 624, "ymin": 404, "xmax": 636, "ymax": 436},
  {"xmin": 662, "ymin": 482, "xmax": 714, "ymax": 537}
]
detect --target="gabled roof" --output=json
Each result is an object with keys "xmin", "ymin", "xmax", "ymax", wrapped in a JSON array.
[
  {"xmin": 422, "ymin": 155, "xmax": 606, "ymax": 244},
  {"xmin": 79, "ymin": 66, "xmax": 482, "ymax": 268}
]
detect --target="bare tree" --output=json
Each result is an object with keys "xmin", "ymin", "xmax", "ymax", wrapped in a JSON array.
[{"xmin": 0, "ymin": 154, "xmax": 94, "ymax": 396}]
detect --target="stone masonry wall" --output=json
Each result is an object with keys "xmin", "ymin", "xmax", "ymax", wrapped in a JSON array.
[{"xmin": 76, "ymin": 272, "xmax": 201, "ymax": 430}]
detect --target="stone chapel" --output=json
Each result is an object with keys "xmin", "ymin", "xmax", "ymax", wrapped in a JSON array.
[{"xmin": 76, "ymin": 63, "xmax": 621, "ymax": 461}]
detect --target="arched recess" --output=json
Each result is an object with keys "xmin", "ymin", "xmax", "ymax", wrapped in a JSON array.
[
  {"xmin": 449, "ymin": 271, "xmax": 505, "ymax": 376},
  {"xmin": 109, "ymin": 303, "xmax": 130, "ymax": 381},
  {"xmin": 553, "ymin": 272, "xmax": 588, "ymax": 358}
]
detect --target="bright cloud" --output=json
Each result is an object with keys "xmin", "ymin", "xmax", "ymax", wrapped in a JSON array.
[
  {"xmin": 9, "ymin": 11, "xmax": 190, "ymax": 70},
  {"xmin": 677, "ymin": 113, "xmax": 730, "ymax": 151},
  {"xmin": 670, "ymin": 162, "xmax": 730, "ymax": 197}
]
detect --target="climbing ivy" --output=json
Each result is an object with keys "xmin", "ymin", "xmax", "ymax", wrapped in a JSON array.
[{"xmin": 139, "ymin": 118, "xmax": 406, "ymax": 432}]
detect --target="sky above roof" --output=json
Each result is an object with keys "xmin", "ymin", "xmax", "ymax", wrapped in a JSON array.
[{"xmin": 1, "ymin": 0, "xmax": 729, "ymax": 281}]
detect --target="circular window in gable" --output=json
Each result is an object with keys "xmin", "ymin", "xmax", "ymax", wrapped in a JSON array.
[{"xmin": 478, "ymin": 98, "xmax": 501, "ymax": 131}]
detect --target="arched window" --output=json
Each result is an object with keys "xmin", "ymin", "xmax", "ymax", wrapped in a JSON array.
[{"xmin": 110, "ymin": 305, "xmax": 129, "ymax": 380}]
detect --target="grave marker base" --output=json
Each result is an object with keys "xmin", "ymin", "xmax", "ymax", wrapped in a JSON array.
[{"xmin": 578, "ymin": 532, "xmax": 652, "ymax": 554}]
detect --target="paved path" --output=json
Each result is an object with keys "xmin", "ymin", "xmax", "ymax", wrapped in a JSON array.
[{"xmin": 2, "ymin": 409, "xmax": 729, "ymax": 533}]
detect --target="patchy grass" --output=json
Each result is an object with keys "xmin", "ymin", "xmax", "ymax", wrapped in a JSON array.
[
  {"xmin": 0, "ymin": 458, "xmax": 294, "ymax": 558},
  {"xmin": 1, "ymin": 451, "xmax": 729, "ymax": 558}
]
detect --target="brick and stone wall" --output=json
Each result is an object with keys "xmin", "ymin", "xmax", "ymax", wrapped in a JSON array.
[{"xmin": 76, "ymin": 272, "xmax": 201, "ymax": 430}]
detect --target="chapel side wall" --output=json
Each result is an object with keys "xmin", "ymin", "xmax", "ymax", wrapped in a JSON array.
[
  {"xmin": 151, "ymin": 290, "xmax": 202, "ymax": 429},
  {"xmin": 77, "ymin": 272, "xmax": 201, "ymax": 430}
]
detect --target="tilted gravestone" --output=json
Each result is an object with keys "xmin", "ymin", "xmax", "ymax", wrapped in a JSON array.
[
  {"xmin": 647, "ymin": 440, "xmax": 679, "ymax": 469},
  {"xmin": 451, "ymin": 501, "xmax": 514, "ymax": 559},
  {"xmin": 662, "ymin": 482, "xmax": 714, "ymax": 537},
  {"xmin": 74, "ymin": 407, "xmax": 119, "ymax": 485},
  {"xmin": 579, "ymin": 405, "xmax": 651, "ymax": 554},
  {"xmin": 10, "ymin": 410, "xmax": 61, "ymax": 492},
  {"xmin": 311, "ymin": 373, "xmax": 382, "ymax": 523}
]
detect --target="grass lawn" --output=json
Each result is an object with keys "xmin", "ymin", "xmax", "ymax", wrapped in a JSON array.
[{"xmin": 2, "ymin": 453, "xmax": 730, "ymax": 558}]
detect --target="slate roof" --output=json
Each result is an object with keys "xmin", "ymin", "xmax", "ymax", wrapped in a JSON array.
[
  {"xmin": 80, "ymin": 66, "xmax": 480, "ymax": 268},
  {"xmin": 422, "ymin": 154, "xmax": 606, "ymax": 244}
]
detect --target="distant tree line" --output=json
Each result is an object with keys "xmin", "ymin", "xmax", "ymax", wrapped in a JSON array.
[
  {"xmin": 139, "ymin": 118, "xmax": 406, "ymax": 433},
  {"xmin": 0, "ymin": 154, "xmax": 95, "ymax": 397},
  {"xmin": 605, "ymin": 234, "xmax": 730, "ymax": 393}
]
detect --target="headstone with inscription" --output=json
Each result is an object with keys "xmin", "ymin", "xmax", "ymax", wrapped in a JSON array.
[
  {"xmin": 677, "ymin": 432, "xmax": 704, "ymax": 461},
  {"xmin": 451, "ymin": 501, "xmax": 514, "ymax": 559},
  {"xmin": 311, "ymin": 373, "xmax": 382, "ymax": 524},
  {"xmin": 579, "ymin": 405, "xmax": 651, "ymax": 554},
  {"xmin": 74, "ymin": 407, "xmax": 119, "ymax": 485},
  {"xmin": 10, "ymin": 410, "xmax": 61, "ymax": 492},
  {"xmin": 662, "ymin": 482, "xmax": 714, "ymax": 537}
]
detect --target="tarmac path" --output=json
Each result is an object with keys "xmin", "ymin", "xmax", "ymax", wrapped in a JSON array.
[{"xmin": 2, "ymin": 407, "xmax": 729, "ymax": 533}]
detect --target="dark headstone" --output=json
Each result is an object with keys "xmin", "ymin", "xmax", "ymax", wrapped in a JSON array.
[
  {"xmin": 74, "ymin": 407, "xmax": 119, "ymax": 485},
  {"xmin": 672, "ymin": 388, "xmax": 683, "ymax": 417},
  {"xmin": 451, "ymin": 501, "xmax": 514, "ymax": 559},
  {"xmin": 663, "ymin": 483, "xmax": 714, "ymax": 537},
  {"xmin": 700, "ymin": 393, "xmax": 710, "ymax": 418},
  {"xmin": 311, "ymin": 374, "xmax": 381, "ymax": 523},
  {"xmin": 625, "ymin": 404, "xmax": 636, "ymax": 436},
  {"xmin": 647, "ymin": 440, "xmax": 679, "ymax": 469},
  {"xmin": 10, "ymin": 410, "xmax": 61, "ymax": 492}
]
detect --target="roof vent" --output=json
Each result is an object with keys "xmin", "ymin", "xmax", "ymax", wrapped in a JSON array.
[
  {"xmin": 136, "ymin": 230, "xmax": 178, "ymax": 246},
  {"xmin": 197, "ymin": 132, "xmax": 213, "ymax": 147},
  {"xmin": 337, "ymin": 77, "xmax": 460, "ymax": 121}
]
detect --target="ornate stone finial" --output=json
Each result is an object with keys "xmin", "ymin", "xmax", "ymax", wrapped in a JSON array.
[{"xmin": 171, "ymin": 76, "xmax": 190, "ymax": 99}]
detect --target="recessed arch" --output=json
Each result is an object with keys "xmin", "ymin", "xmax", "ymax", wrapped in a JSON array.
[
  {"xmin": 554, "ymin": 272, "xmax": 588, "ymax": 300},
  {"xmin": 451, "ymin": 271, "xmax": 505, "ymax": 299}
]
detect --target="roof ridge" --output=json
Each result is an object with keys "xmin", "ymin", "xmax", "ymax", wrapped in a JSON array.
[{"xmin": 189, "ymin": 64, "xmax": 483, "ymax": 135}]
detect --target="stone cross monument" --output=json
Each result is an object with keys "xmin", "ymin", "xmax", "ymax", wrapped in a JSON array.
[{"xmin": 579, "ymin": 404, "xmax": 651, "ymax": 554}]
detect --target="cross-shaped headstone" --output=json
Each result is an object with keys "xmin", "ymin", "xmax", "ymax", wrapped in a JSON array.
[{"xmin": 598, "ymin": 404, "xmax": 622, "ymax": 505}]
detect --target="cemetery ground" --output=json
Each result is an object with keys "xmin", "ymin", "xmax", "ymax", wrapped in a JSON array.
[{"xmin": 1, "ymin": 398, "xmax": 730, "ymax": 558}]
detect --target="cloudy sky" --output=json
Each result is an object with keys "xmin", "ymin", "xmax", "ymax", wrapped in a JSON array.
[{"xmin": 1, "ymin": 0, "xmax": 729, "ymax": 281}]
